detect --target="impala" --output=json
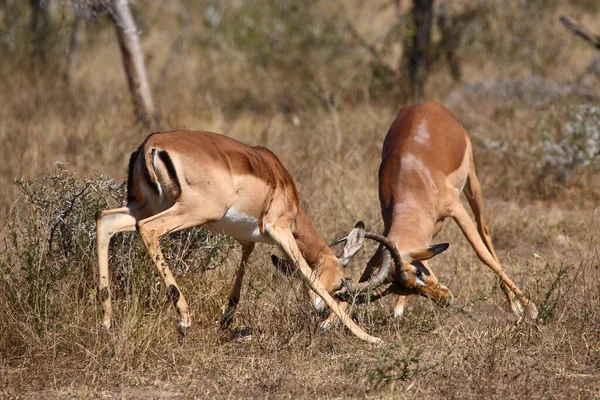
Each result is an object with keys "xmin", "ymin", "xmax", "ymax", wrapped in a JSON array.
[
  {"xmin": 95, "ymin": 130, "xmax": 396, "ymax": 344},
  {"xmin": 319, "ymin": 102, "xmax": 538, "ymax": 325}
]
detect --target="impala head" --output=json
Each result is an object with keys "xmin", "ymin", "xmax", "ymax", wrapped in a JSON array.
[
  {"xmin": 393, "ymin": 244, "xmax": 454, "ymax": 307},
  {"xmin": 331, "ymin": 224, "xmax": 453, "ymax": 307},
  {"xmin": 271, "ymin": 221, "xmax": 393, "ymax": 311}
]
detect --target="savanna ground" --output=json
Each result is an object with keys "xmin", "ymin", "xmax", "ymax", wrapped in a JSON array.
[{"xmin": 1, "ymin": 0, "xmax": 600, "ymax": 398}]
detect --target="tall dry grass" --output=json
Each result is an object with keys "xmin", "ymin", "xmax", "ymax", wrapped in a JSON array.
[{"xmin": 1, "ymin": 0, "xmax": 600, "ymax": 398}]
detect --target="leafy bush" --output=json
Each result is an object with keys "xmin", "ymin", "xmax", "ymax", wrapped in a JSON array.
[
  {"xmin": 193, "ymin": 0, "xmax": 360, "ymax": 111},
  {"xmin": 476, "ymin": 104, "xmax": 600, "ymax": 199},
  {"xmin": 464, "ymin": 0, "xmax": 568, "ymax": 76},
  {"xmin": 537, "ymin": 104, "xmax": 600, "ymax": 182}
]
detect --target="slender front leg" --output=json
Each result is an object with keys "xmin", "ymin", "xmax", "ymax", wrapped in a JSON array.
[
  {"xmin": 324, "ymin": 245, "xmax": 386, "ymax": 330},
  {"xmin": 95, "ymin": 207, "xmax": 137, "ymax": 329},
  {"xmin": 220, "ymin": 241, "xmax": 254, "ymax": 328},
  {"xmin": 267, "ymin": 224, "xmax": 383, "ymax": 344},
  {"xmin": 451, "ymin": 203, "xmax": 538, "ymax": 319},
  {"xmin": 320, "ymin": 301, "xmax": 348, "ymax": 331}
]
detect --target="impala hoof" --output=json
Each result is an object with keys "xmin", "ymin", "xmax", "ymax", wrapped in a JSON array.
[
  {"xmin": 219, "ymin": 309, "xmax": 235, "ymax": 329},
  {"xmin": 178, "ymin": 322, "xmax": 190, "ymax": 337},
  {"xmin": 100, "ymin": 320, "xmax": 111, "ymax": 330},
  {"xmin": 526, "ymin": 301, "xmax": 538, "ymax": 320},
  {"xmin": 510, "ymin": 300, "xmax": 524, "ymax": 319},
  {"xmin": 319, "ymin": 319, "xmax": 331, "ymax": 334},
  {"xmin": 393, "ymin": 306, "xmax": 405, "ymax": 319},
  {"xmin": 233, "ymin": 327, "xmax": 252, "ymax": 341}
]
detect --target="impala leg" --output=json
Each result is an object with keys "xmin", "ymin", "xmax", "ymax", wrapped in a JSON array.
[
  {"xmin": 322, "ymin": 245, "xmax": 390, "ymax": 328},
  {"xmin": 323, "ymin": 245, "xmax": 385, "ymax": 331},
  {"xmin": 95, "ymin": 207, "xmax": 137, "ymax": 329},
  {"xmin": 325, "ymin": 296, "xmax": 404, "ymax": 330},
  {"xmin": 267, "ymin": 225, "xmax": 383, "ymax": 344},
  {"xmin": 137, "ymin": 205, "xmax": 216, "ymax": 336},
  {"xmin": 451, "ymin": 203, "xmax": 538, "ymax": 319},
  {"xmin": 359, "ymin": 246, "xmax": 407, "ymax": 320},
  {"xmin": 464, "ymin": 171, "xmax": 520, "ymax": 314},
  {"xmin": 393, "ymin": 295, "xmax": 408, "ymax": 318},
  {"xmin": 320, "ymin": 301, "xmax": 348, "ymax": 331},
  {"xmin": 220, "ymin": 241, "xmax": 254, "ymax": 328}
]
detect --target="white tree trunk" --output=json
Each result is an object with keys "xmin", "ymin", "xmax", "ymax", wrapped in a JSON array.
[{"xmin": 109, "ymin": 0, "xmax": 155, "ymax": 128}]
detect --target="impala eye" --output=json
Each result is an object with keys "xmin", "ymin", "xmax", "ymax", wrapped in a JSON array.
[
  {"xmin": 413, "ymin": 261, "xmax": 430, "ymax": 280},
  {"xmin": 415, "ymin": 268, "xmax": 423, "ymax": 281}
]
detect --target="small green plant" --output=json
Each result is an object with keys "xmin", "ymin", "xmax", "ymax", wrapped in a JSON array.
[
  {"xmin": 536, "ymin": 262, "xmax": 570, "ymax": 322},
  {"xmin": 366, "ymin": 344, "xmax": 423, "ymax": 388}
]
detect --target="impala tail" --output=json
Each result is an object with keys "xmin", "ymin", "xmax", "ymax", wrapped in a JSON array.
[{"xmin": 127, "ymin": 137, "xmax": 182, "ymax": 205}]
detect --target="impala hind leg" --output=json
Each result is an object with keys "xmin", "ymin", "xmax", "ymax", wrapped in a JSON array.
[
  {"xmin": 267, "ymin": 225, "xmax": 383, "ymax": 344},
  {"xmin": 137, "ymin": 205, "xmax": 219, "ymax": 336},
  {"xmin": 451, "ymin": 203, "xmax": 538, "ymax": 319},
  {"xmin": 464, "ymin": 171, "xmax": 523, "ymax": 316},
  {"xmin": 220, "ymin": 241, "xmax": 254, "ymax": 328},
  {"xmin": 96, "ymin": 207, "xmax": 137, "ymax": 329}
]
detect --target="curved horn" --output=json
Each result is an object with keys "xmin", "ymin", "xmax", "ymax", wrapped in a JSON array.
[
  {"xmin": 344, "ymin": 231, "xmax": 404, "ymax": 294},
  {"xmin": 365, "ymin": 232, "xmax": 403, "ymax": 268}
]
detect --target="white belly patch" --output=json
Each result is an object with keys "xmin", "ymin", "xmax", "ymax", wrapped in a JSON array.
[{"xmin": 205, "ymin": 208, "xmax": 275, "ymax": 245}]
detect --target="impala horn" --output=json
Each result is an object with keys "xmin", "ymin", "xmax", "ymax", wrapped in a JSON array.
[{"xmin": 330, "ymin": 226, "xmax": 404, "ymax": 294}]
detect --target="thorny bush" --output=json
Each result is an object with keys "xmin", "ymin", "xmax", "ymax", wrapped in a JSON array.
[{"xmin": 0, "ymin": 164, "xmax": 232, "ymax": 348}]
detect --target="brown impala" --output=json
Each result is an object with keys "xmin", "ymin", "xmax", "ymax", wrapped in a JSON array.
[
  {"xmin": 95, "ymin": 130, "xmax": 398, "ymax": 344},
  {"xmin": 322, "ymin": 102, "xmax": 538, "ymax": 326}
]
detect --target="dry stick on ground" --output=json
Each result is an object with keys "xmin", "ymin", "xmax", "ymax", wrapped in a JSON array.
[
  {"xmin": 560, "ymin": 15, "xmax": 600, "ymax": 49},
  {"xmin": 108, "ymin": 0, "xmax": 156, "ymax": 128}
]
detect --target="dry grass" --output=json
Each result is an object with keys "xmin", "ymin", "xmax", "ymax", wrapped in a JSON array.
[{"xmin": 1, "ymin": 0, "xmax": 600, "ymax": 398}]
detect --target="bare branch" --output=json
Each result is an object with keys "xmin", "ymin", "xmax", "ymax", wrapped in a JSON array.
[
  {"xmin": 108, "ymin": 0, "xmax": 156, "ymax": 128},
  {"xmin": 560, "ymin": 15, "xmax": 600, "ymax": 49},
  {"xmin": 345, "ymin": 23, "xmax": 381, "ymax": 60}
]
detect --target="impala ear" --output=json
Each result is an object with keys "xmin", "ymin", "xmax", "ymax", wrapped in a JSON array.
[
  {"xmin": 407, "ymin": 243, "xmax": 449, "ymax": 262},
  {"xmin": 271, "ymin": 254, "xmax": 296, "ymax": 275},
  {"xmin": 331, "ymin": 221, "xmax": 366, "ymax": 267}
]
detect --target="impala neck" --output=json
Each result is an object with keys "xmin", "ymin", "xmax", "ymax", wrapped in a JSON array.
[
  {"xmin": 292, "ymin": 208, "xmax": 337, "ymax": 270},
  {"xmin": 384, "ymin": 203, "xmax": 436, "ymax": 252}
]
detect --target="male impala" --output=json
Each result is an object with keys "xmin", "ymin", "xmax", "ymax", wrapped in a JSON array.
[
  {"xmin": 327, "ymin": 102, "xmax": 538, "ymax": 322},
  {"xmin": 95, "ymin": 130, "xmax": 396, "ymax": 344}
]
